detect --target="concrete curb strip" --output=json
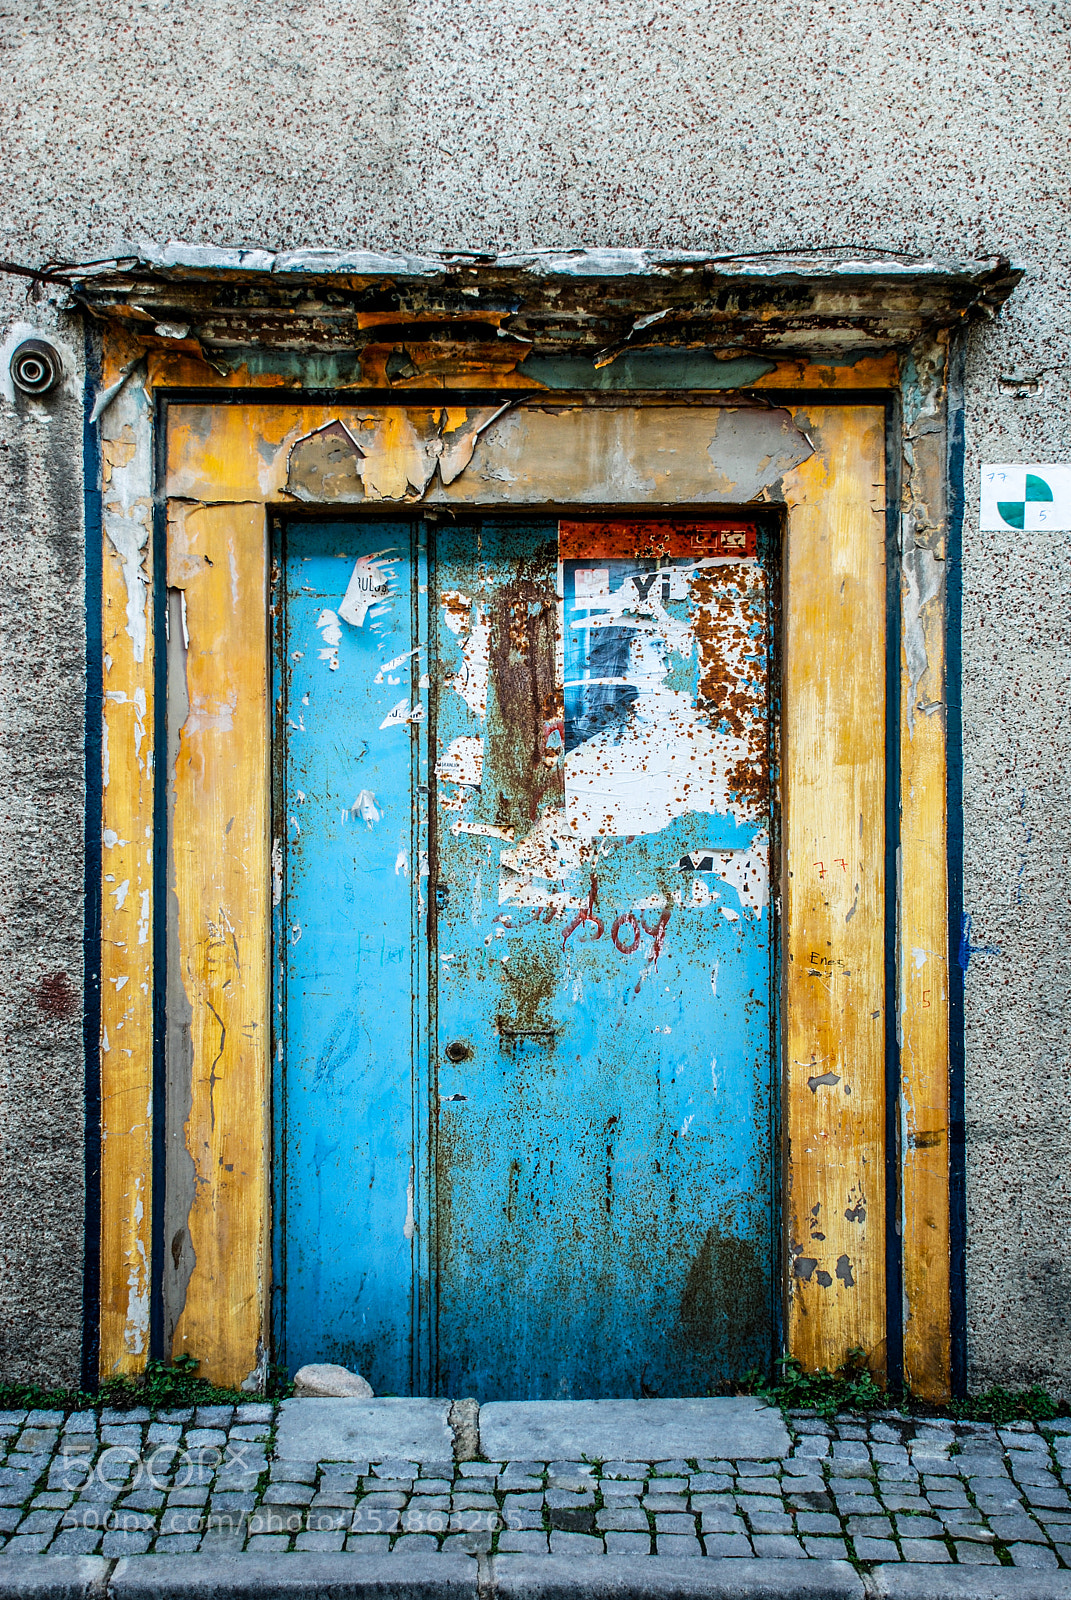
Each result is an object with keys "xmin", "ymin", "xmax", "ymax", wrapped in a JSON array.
[
  {"xmin": 109, "ymin": 1553, "xmax": 478, "ymax": 1597},
  {"xmin": 0, "ymin": 1557, "xmax": 1070, "ymax": 1600},
  {"xmin": 0, "ymin": 1556, "xmax": 110, "ymax": 1598},
  {"xmin": 488, "ymin": 1555, "xmax": 864, "ymax": 1597},
  {"xmin": 865, "ymin": 1566, "xmax": 1071, "ymax": 1598}
]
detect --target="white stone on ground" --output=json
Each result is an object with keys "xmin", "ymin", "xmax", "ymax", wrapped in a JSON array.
[{"xmin": 293, "ymin": 1363, "xmax": 374, "ymax": 1398}]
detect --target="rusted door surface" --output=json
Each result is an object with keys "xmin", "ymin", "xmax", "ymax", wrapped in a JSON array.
[{"xmin": 275, "ymin": 517, "xmax": 775, "ymax": 1396}]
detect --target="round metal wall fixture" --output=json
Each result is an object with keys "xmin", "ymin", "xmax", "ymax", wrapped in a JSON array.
[{"xmin": 10, "ymin": 338, "xmax": 63, "ymax": 397}]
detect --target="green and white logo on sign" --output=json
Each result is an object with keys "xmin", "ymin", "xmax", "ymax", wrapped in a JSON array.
[{"xmin": 981, "ymin": 464, "xmax": 1071, "ymax": 531}]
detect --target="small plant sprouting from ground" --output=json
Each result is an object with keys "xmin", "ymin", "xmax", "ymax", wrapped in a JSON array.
[
  {"xmin": 738, "ymin": 1352, "xmax": 1068, "ymax": 1424},
  {"xmin": 745, "ymin": 1348, "xmax": 884, "ymax": 1420},
  {"xmin": 949, "ymin": 1384, "xmax": 1063, "ymax": 1425},
  {"xmin": 99, "ymin": 1353, "xmax": 248, "ymax": 1411},
  {"xmin": 0, "ymin": 1352, "xmax": 292, "ymax": 1413}
]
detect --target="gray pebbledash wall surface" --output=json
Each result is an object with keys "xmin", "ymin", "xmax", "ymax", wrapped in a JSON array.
[{"xmin": 0, "ymin": 0, "xmax": 1068, "ymax": 1391}]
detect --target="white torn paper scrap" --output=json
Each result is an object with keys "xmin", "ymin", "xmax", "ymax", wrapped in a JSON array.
[
  {"xmin": 452, "ymin": 820, "xmax": 515, "ymax": 842},
  {"xmin": 380, "ymin": 699, "xmax": 425, "ymax": 729},
  {"xmin": 349, "ymin": 791, "xmax": 381, "ymax": 826},
  {"xmin": 339, "ymin": 550, "xmax": 396, "ymax": 626},
  {"xmin": 435, "ymin": 735, "xmax": 483, "ymax": 786}
]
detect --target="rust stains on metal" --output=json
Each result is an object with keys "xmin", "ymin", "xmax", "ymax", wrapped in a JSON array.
[{"xmin": 487, "ymin": 551, "xmax": 563, "ymax": 827}]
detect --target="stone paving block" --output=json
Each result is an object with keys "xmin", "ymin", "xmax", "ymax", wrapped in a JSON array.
[
  {"xmin": 479, "ymin": 1398, "xmax": 789, "ymax": 1463},
  {"xmin": 854, "ymin": 1536, "xmax": 899, "ymax": 1561},
  {"xmin": 449, "ymin": 1512, "xmax": 498, "ymax": 1534},
  {"xmin": 500, "ymin": 1531, "xmax": 551, "ymax": 1553},
  {"xmin": 193, "ymin": 1408, "xmax": 233, "ymax": 1429},
  {"xmin": 352, "ymin": 1507, "xmax": 401, "ymax": 1533},
  {"xmin": 263, "ymin": 1484, "xmax": 313, "ymax": 1507},
  {"xmin": 955, "ymin": 1542, "xmax": 1002, "ymax": 1566},
  {"xmin": 802, "ymin": 1536, "xmax": 849, "ymax": 1559},
  {"xmin": 269, "ymin": 1461, "xmax": 317, "ymax": 1484},
  {"xmin": 603, "ymin": 1532, "xmax": 650, "ymax": 1554},
  {"xmin": 702, "ymin": 1533, "xmax": 753, "ymax": 1556},
  {"xmin": 835, "ymin": 1496, "xmax": 883, "ymax": 1517},
  {"xmin": 275, "ymin": 1399, "xmax": 453, "ymax": 1464},
  {"xmin": 848, "ymin": 1515, "xmax": 894, "ymax": 1539},
  {"xmin": 1009, "ymin": 1541, "xmax": 1060, "ymax": 1567},
  {"xmin": 1026, "ymin": 1486, "xmax": 1070, "ymax": 1507},
  {"xmin": 734, "ymin": 1495, "xmax": 782, "ymax": 1514},
  {"xmin": 47, "ymin": 1530, "xmax": 103, "ymax": 1555},
  {"xmin": 895, "ymin": 1514, "xmax": 944, "ymax": 1538},
  {"xmin": 735, "ymin": 1477, "xmax": 781, "ymax": 1496},
  {"xmin": 748, "ymin": 1512, "xmax": 793, "ymax": 1534},
  {"xmin": 14, "ymin": 1512, "xmax": 62, "ymax": 1536},
  {"xmin": 243, "ymin": 1535, "xmax": 289, "ymax": 1551},
  {"xmin": 752, "ymin": 1534, "xmax": 806, "ymax": 1558},
  {"xmin": 344, "ymin": 1534, "xmax": 391, "ymax": 1551},
  {"xmin": 651, "ymin": 1461, "xmax": 692, "ymax": 1477},
  {"xmin": 304, "ymin": 1508, "xmax": 348, "ymax": 1533},
  {"xmin": 502, "ymin": 1508, "xmax": 543, "ymax": 1531},
  {"xmin": 989, "ymin": 1513, "xmax": 1047, "ymax": 1542},
  {"xmin": 393, "ymin": 1534, "xmax": 440, "ymax": 1552},
  {"xmin": 903, "ymin": 1540, "xmax": 953, "ymax": 1562},
  {"xmin": 102, "ymin": 1531, "xmax": 152, "ymax": 1555},
  {"xmin": 548, "ymin": 1531, "xmax": 603, "ymax": 1555},
  {"xmin": 643, "ymin": 1494, "xmax": 687, "ymax": 1513},
  {"xmin": 700, "ymin": 1511, "xmax": 747, "ymax": 1534},
  {"xmin": 656, "ymin": 1534, "xmax": 701, "ymax": 1557},
  {"xmin": 295, "ymin": 1530, "xmax": 345, "ymax": 1550},
  {"xmin": 597, "ymin": 1509, "xmax": 646, "ymax": 1532},
  {"xmin": 235, "ymin": 1405, "xmax": 273, "ymax": 1425},
  {"xmin": 247, "ymin": 1510, "xmax": 305, "ymax": 1538},
  {"xmin": 653, "ymin": 1514, "xmax": 694, "ymax": 1535}
]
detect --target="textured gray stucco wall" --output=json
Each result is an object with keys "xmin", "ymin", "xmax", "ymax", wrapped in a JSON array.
[
  {"xmin": 0, "ymin": 286, "xmax": 87, "ymax": 1386},
  {"xmin": 0, "ymin": 0, "xmax": 1068, "ymax": 1388}
]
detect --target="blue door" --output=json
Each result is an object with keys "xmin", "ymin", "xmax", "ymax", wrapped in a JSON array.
[{"xmin": 275, "ymin": 517, "xmax": 775, "ymax": 1397}]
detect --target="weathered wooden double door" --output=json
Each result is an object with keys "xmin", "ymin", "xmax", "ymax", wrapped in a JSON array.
[{"xmin": 273, "ymin": 515, "xmax": 776, "ymax": 1398}]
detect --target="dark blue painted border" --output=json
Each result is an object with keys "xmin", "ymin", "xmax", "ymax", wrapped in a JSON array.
[
  {"xmin": 946, "ymin": 334, "xmax": 969, "ymax": 1397},
  {"xmin": 150, "ymin": 398, "xmax": 169, "ymax": 1362},
  {"xmin": 81, "ymin": 328, "xmax": 104, "ymax": 1393}
]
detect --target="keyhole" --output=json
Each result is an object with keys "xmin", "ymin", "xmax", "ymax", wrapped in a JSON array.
[{"xmin": 445, "ymin": 1040, "xmax": 472, "ymax": 1063}]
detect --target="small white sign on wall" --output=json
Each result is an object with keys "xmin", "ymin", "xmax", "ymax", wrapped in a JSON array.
[{"xmin": 981, "ymin": 464, "xmax": 1071, "ymax": 531}]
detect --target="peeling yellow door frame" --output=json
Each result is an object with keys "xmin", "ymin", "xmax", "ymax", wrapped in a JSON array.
[{"xmin": 96, "ymin": 339, "xmax": 950, "ymax": 1399}]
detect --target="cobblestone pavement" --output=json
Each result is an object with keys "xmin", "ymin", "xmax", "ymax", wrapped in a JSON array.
[{"xmin": 1, "ymin": 1404, "xmax": 1070, "ymax": 1570}]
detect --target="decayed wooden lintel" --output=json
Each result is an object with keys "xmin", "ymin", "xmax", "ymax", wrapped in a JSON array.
[
  {"xmin": 782, "ymin": 405, "xmax": 889, "ymax": 1380},
  {"xmin": 898, "ymin": 338, "xmax": 952, "ymax": 1400}
]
